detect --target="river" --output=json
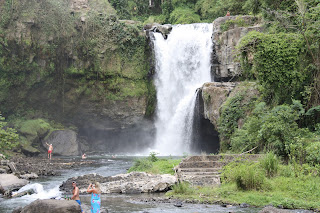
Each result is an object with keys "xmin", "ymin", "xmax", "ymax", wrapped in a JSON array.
[{"xmin": 0, "ymin": 155, "xmax": 262, "ymax": 213}]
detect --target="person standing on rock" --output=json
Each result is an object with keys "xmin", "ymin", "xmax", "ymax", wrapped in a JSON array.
[
  {"xmin": 87, "ymin": 182, "xmax": 101, "ymax": 213},
  {"xmin": 71, "ymin": 181, "xmax": 83, "ymax": 212},
  {"xmin": 45, "ymin": 142, "xmax": 53, "ymax": 160}
]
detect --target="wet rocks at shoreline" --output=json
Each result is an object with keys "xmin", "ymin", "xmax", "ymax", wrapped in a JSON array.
[
  {"xmin": 60, "ymin": 172, "xmax": 177, "ymax": 194},
  {"xmin": 0, "ymin": 174, "xmax": 29, "ymax": 197},
  {"xmin": 11, "ymin": 156, "xmax": 95, "ymax": 177}
]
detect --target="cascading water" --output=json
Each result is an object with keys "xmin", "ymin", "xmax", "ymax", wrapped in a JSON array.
[{"xmin": 152, "ymin": 23, "xmax": 213, "ymax": 155}]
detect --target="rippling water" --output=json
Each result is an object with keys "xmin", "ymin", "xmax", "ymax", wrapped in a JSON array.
[{"xmin": 0, "ymin": 155, "xmax": 263, "ymax": 213}]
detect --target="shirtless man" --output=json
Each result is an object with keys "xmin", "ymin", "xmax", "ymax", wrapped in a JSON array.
[
  {"xmin": 71, "ymin": 181, "xmax": 83, "ymax": 212},
  {"xmin": 45, "ymin": 142, "xmax": 53, "ymax": 160}
]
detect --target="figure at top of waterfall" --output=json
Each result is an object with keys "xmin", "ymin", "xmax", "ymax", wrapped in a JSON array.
[{"xmin": 226, "ymin": 11, "xmax": 230, "ymax": 16}]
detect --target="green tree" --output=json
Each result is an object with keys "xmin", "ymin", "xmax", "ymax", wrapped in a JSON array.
[
  {"xmin": 238, "ymin": 31, "xmax": 307, "ymax": 104},
  {"xmin": 231, "ymin": 101, "xmax": 307, "ymax": 157},
  {"xmin": 0, "ymin": 114, "xmax": 19, "ymax": 151}
]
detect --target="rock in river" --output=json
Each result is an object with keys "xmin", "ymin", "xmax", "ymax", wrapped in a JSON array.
[
  {"xmin": 60, "ymin": 172, "xmax": 177, "ymax": 194},
  {"xmin": 0, "ymin": 174, "xmax": 28, "ymax": 195},
  {"xmin": 13, "ymin": 199, "xmax": 81, "ymax": 213}
]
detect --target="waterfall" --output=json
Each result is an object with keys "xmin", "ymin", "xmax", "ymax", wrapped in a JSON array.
[{"xmin": 152, "ymin": 23, "xmax": 213, "ymax": 155}]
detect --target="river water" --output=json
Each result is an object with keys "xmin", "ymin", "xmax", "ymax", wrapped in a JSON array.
[{"xmin": 0, "ymin": 155, "xmax": 265, "ymax": 213}]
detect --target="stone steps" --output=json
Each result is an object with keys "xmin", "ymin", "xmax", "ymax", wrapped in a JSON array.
[
  {"xmin": 180, "ymin": 171, "xmax": 221, "ymax": 176},
  {"xmin": 175, "ymin": 154, "xmax": 262, "ymax": 186},
  {"xmin": 179, "ymin": 161, "xmax": 227, "ymax": 168},
  {"xmin": 179, "ymin": 168, "xmax": 221, "ymax": 173}
]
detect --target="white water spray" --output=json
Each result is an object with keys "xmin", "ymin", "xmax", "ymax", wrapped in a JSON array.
[
  {"xmin": 152, "ymin": 23, "xmax": 213, "ymax": 155},
  {"xmin": 14, "ymin": 183, "xmax": 61, "ymax": 200}
]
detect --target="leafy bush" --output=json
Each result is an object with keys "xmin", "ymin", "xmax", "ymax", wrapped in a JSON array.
[
  {"xmin": 169, "ymin": 7, "xmax": 201, "ymax": 24},
  {"xmin": 238, "ymin": 31, "xmax": 308, "ymax": 104},
  {"xmin": 218, "ymin": 94, "xmax": 245, "ymax": 149},
  {"xmin": 230, "ymin": 101, "xmax": 308, "ymax": 158},
  {"xmin": 220, "ymin": 17, "xmax": 248, "ymax": 32},
  {"xmin": 128, "ymin": 154, "xmax": 181, "ymax": 175},
  {"xmin": 278, "ymin": 164, "xmax": 295, "ymax": 177},
  {"xmin": 305, "ymin": 142, "xmax": 320, "ymax": 166},
  {"xmin": 218, "ymin": 83, "xmax": 259, "ymax": 151},
  {"xmin": 128, "ymin": 158, "xmax": 153, "ymax": 173},
  {"xmin": 260, "ymin": 152, "xmax": 279, "ymax": 177},
  {"xmin": 148, "ymin": 151, "xmax": 159, "ymax": 162},
  {"xmin": 0, "ymin": 114, "xmax": 19, "ymax": 152},
  {"xmin": 222, "ymin": 160, "xmax": 265, "ymax": 190},
  {"xmin": 170, "ymin": 181, "xmax": 194, "ymax": 194}
]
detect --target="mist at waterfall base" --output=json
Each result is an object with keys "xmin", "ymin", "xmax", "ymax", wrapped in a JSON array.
[
  {"xmin": 78, "ymin": 119, "xmax": 155, "ymax": 155},
  {"xmin": 151, "ymin": 23, "xmax": 219, "ymax": 156}
]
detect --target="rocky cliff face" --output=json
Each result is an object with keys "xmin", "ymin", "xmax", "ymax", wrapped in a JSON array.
[
  {"xmin": 201, "ymin": 82, "xmax": 238, "ymax": 129},
  {"xmin": 0, "ymin": 0, "xmax": 155, "ymax": 154},
  {"xmin": 211, "ymin": 16, "xmax": 262, "ymax": 81}
]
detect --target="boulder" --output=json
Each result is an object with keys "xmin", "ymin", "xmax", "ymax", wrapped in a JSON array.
[
  {"xmin": 20, "ymin": 143, "xmax": 41, "ymax": 156},
  {"xmin": 156, "ymin": 24, "xmax": 172, "ymax": 39},
  {"xmin": 11, "ymin": 189, "xmax": 35, "ymax": 198},
  {"xmin": 0, "ymin": 174, "xmax": 28, "ymax": 195},
  {"xmin": 43, "ymin": 130, "xmax": 80, "ymax": 156},
  {"xmin": 15, "ymin": 199, "xmax": 81, "ymax": 213},
  {"xmin": 60, "ymin": 172, "xmax": 177, "ymax": 194}
]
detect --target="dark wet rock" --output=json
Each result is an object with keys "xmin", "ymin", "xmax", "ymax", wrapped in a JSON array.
[
  {"xmin": 174, "ymin": 201, "xmax": 183, "ymax": 207},
  {"xmin": 259, "ymin": 206, "xmax": 291, "ymax": 213},
  {"xmin": 11, "ymin": 189, "xmax": 35, "ymax": 198},
  {"xmin": 0, "ymin": 174, "xmax": 28, "ymax": 195},
  {"xmin": 240, "ymin": 203, "xmax": 250, "ymax": 208},
  {"xmin": 16, "ymin": 199, "xmax": 81, "ymax": 213},
  {"xmin": 0, "ymin": 168, "xmax": 7, "ymax": 174}
]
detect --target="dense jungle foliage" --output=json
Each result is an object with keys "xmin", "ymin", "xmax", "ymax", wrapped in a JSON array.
[
  {"xmin": 217, "ymin": 0, "xmax": 320, "ymax": 164},
  {"xmin": 0, "ymin": 0, "xmax": 155, "ymax": 154}
]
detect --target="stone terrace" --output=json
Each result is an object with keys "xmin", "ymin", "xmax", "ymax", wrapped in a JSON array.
[{"xmin": 175, "ymin": 154, "xmax": 262, "ymax": 186}]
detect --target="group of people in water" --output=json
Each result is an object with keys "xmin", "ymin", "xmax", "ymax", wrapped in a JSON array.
[{"xmin": 72, "ymin": 181, "xmax": 101, "ymax": 213}]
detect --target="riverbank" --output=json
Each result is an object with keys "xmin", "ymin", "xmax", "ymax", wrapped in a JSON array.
[
  {"xmin": 127, "ymin": 154, "xmax": 320, "ymax": 212},
  {"xmin": 10, "ymin": 155, "xmax": 96, "ymax": 177}
]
